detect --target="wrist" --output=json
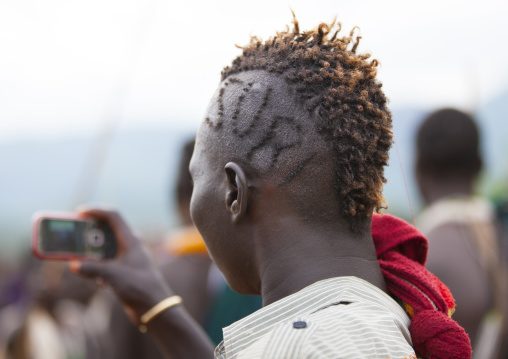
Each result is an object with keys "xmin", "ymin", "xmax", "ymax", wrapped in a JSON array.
[{"xmin": 138, "ymin": 295, "xmax": 183, "ymax": 333}]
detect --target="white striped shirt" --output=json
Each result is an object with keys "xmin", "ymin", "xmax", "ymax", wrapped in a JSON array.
[{"xmin": 214, "ymin": 276, "xmax": 416, "ymax": 359}]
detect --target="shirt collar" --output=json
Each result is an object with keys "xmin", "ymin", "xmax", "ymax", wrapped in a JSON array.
[{"xmin": 220, "ymin": 276, "xmax": 411, "ymax": 359}]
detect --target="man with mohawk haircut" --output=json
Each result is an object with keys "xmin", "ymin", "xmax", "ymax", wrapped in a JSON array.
[{"xmin": 70, "ymin": 16, "xmax": 472, "ymax": 359}]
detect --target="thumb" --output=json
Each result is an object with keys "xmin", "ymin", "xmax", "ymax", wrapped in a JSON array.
[{"xmin": 69, "ymin": 260, "xmax": 112, "ymax": 282}]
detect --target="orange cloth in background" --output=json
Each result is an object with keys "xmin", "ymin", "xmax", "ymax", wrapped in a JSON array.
[{"xmin": 165, "ymin": 227, "xmax": 208, "ymax": 257}]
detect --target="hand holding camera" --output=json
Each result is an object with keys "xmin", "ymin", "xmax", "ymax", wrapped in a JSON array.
[{"xmin": 33, "ymin": 208, "xmax": 173, "ymax": 323}]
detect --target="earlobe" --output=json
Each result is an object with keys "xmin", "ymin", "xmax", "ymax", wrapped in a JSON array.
[{"xmin": 224, "ymin": 162, "xmax": 249, "ymax": 223}]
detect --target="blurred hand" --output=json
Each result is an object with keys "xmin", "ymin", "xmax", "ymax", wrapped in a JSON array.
[{"xmin": 69, "ymin": 207, "xmax": 172, "ymax": 324}]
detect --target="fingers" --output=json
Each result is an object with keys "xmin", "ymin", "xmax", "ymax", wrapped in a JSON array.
[
  {"xmin": 123, "ymin": 304, "xmax": 141, "ymax": 325},
  {"xmin": 76, "ymin": 206, "xmax": 138, "ymax": 250},
  {"xmin": 69, "ymin": 260, "xmax": 111, "ymax": 283},
  {"xmin": 95, "ymin": 277, "xmax": 107, "ymax": 287}
]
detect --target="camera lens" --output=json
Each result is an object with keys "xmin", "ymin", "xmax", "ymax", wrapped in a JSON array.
[{"xmin": 87, "ymin": 229, "xmax": 105, "ymax": 247}]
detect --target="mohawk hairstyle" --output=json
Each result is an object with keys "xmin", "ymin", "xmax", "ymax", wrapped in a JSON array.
[{"xmin": 218, "ymin": 15, "xmax": 393, "ymax": 225}]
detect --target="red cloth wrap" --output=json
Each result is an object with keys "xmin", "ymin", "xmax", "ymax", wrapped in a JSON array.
[{"xmin": 372, "ymin": 213, "xmax": 472, "ymax": 359}]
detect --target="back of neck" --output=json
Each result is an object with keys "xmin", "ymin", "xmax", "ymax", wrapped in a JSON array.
[{"xmin": 256, "ymin": 216, "xmax": 387, "ymax": 306}]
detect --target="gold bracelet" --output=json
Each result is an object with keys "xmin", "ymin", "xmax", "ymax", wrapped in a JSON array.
[{"xmin": 139, "ymin": 295, "xmax": 183, "ymax": 333}]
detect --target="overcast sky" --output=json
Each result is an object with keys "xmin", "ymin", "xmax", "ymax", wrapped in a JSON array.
[{"xmin": 1, "ymin": 0, "xmax": 507, "ymax": 142}]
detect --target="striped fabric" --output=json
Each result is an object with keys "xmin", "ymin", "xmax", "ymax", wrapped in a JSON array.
[{"xmin": 214, "ymin": 277, "xmax": 416, "ymax": 359}]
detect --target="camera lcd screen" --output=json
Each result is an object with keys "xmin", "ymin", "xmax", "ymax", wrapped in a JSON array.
[{"xmin": 39, "ymin": 219, "xmax": 88, "ymax": 254}]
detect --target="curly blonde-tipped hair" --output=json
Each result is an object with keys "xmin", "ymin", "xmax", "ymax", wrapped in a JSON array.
[{"xmin": 218, "ymin": 15, "xmax": 392, "ymax": 227}]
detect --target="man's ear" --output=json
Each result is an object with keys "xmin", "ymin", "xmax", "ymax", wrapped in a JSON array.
[{"xmin": 224, "ymin": 162, "xmax": 248, "ymax": 223}]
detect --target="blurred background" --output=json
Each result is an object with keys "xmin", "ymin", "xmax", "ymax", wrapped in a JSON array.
[{"xmin": 1, "ymin": 0, "xmax": 508, "ymax": 260}]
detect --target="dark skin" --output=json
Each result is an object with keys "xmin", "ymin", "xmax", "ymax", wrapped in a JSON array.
[
  {"xmin": 108, "ymin": 137, "xmax": 213, "ymax": 359},
  {"xmin": 70, "ymin": 209, "xmax": 215, "ymax": 358},
  {"xmin": 71, "ymin": 71, "xmax": 387, "ymax": 357},
  {"xmin": 108, "ymin": 255, "xmax": 212, "ymax": 359},
  {"xmin": 416, "ymin": 167, "xmax": 476, "ymax": 205}
]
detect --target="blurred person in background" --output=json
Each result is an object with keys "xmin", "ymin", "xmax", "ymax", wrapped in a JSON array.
[
  {"xmin": 415, "ymin": 108, "xmax": 508, "ymax": 358},
  {"xmin": 0, "ymin": 260, "xmax": 104, "ymax": 359},
  {"xmin": 0, "ymin": 257, "xmax": 16, "ymax": 310},
  {"xmin": 106, "ymin": 138, "xmax": 261, "ymax": 358},
  {"xmin": 0, "ymin": 254, "xmax": 36, "ymax": 358}
]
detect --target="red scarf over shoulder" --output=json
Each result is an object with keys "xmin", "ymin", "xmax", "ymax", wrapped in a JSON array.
[{"xmin": 372, "ymin": 213, "xmax": 472, "ymax": 359}]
